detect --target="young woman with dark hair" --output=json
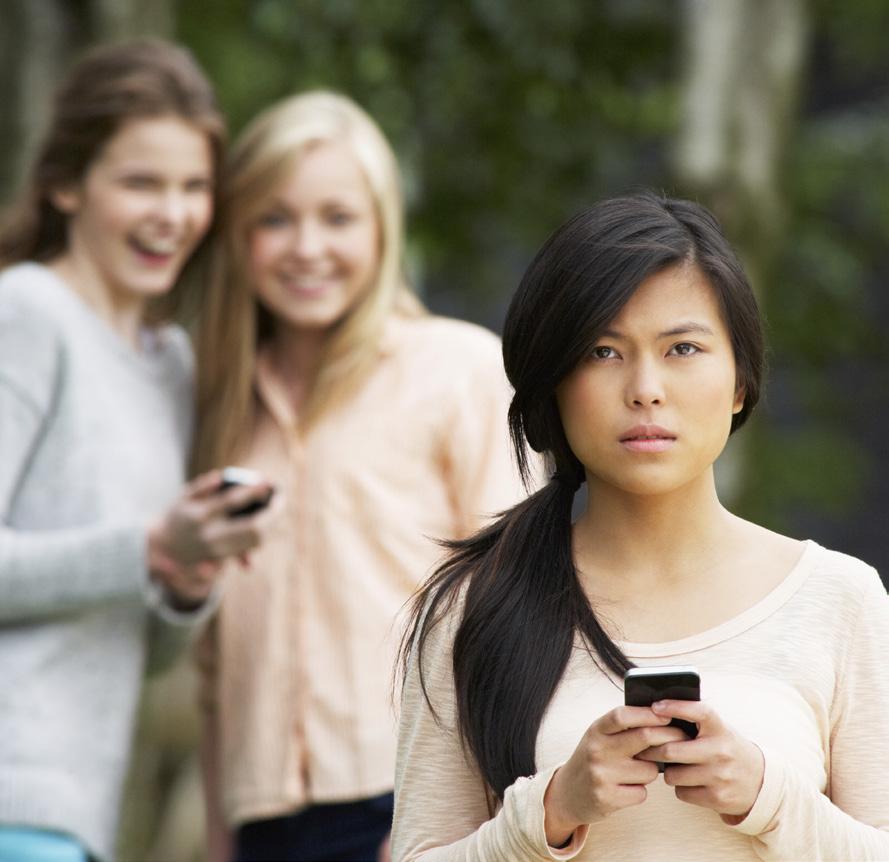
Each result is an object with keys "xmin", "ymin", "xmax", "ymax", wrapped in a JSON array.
[
  {"xmin": 393, "ymin": 193, "xmax": 889, "ymax": 861},
  {"xmin": 0, "ymin": 39, "xmax": 276, "ymax": 862}
]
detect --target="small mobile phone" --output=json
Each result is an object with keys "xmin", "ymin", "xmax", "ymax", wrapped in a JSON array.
[
  {"xmin": 219, "ymin": 467, "xmax": 274, "ymax": 518},
  {"xmin": 624, "ymin": 665, "xmax": 700, "ymax": 771}
]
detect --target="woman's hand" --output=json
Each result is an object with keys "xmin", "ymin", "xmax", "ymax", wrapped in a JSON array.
[
  {"xmin": 635, "ymin": 699, "xmax": 765, "ymax": 824},
  {"xmin": 147, "ymin": 469, "xmax": 280, "ymax": 605},
  {"xmin": 543, "ymin": 706, "xmax": 690, "ymax": 846}
]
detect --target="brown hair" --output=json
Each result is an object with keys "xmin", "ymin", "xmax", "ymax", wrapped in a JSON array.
[{"xmin": 0, "ymin": 37, "xmax": 225, "ymax": 284}]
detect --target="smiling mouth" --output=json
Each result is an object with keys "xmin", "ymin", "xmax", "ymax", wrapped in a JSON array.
[
  {"xmin": 279, "ymin": 276, "xmax": 337, "ymax": 295},
  {"xmin": 129, "ymin": 237, "xmax": 180, "ymax": 258}
]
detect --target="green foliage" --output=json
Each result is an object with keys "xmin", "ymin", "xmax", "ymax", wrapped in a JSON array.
[{"xmin": 178, "ymin": 0, "xmax": 678, "ymax": 318}]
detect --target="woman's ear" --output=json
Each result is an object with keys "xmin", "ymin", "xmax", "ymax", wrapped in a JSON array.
[
  {"xmin": 49, "ymin": 185, "xmax": 81, "ymax": 215},
  {"xmin": 732, "ymin": 383, "xmax": 746, "ymax": 415}
]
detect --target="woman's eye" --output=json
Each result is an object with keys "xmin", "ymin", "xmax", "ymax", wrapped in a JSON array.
[
  {"xmin": 670, "ymin": 342, "xmax": 699, "ymax": 356},
  {"xmin": 326, "ymin": 210, "xmax": 355, "ymax": 227},
  {"xmin": 256, "ymin": 212, "xmax": 289, "ymax": 228},
  {"xmin": 592, "ymin": 346, "xmax": 617, "ymax": 360},
  {"xmin": 185, "ymin": 178, "xmax": 213, "ymax": 194},
  {"xmin": 121, "ymin": 175, "xmax": 156, "ymax": 190}
]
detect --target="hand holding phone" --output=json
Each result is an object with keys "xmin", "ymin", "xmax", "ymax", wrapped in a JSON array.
[
  {"xmin": 624, "ymin": 665, "xmax": 700, "ymax": 771},
  {"xmin": 218, "ymin": 467, "xmax": 275, "ymax": 518},
  {"xmin": 627, "ymin": 669, "xmax": 765, "ymax": 821}
]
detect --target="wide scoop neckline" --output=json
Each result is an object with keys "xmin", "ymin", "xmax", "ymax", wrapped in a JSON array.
[{"xmin": 618, "ymin": 538, "xmax": 817, "ymax": 658}]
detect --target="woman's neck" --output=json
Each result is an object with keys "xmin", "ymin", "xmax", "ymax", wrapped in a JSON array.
[
  {"xmin": 49, "ymin": 253, "xmax": 146, "ymax": 349},
  {"xmin": 572, "ymin": 469, "xmax": 740, "ymax": 594},
  {"xmin": 266, "ymin": 325, "xmax": 330, "ymax": 412}
]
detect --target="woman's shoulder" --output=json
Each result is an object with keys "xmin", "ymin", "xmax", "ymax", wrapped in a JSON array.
[
  {"xmin": 391, "ymin": 313, "xmax": 502, "ymax": 360},
  {"xmin": 0, "ymin": 264, "xmax": 69, "ymax": 412},
  {"xmin": 0, "ymin": 261, "xmax": 68, "ymax": 314},
  {"xmin": 804, "ymin": 540, "xmax": 884, "ymax": 599},
  {"xmin": 0, "ymin": 263, "xmax": 68, "ymax": 353}
]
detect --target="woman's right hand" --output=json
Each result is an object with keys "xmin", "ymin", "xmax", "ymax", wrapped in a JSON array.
[
  {"xmin": 543, "ymin": 706, "xmax": 689, "ymax": 847},
  {"xmin": 147, "ymin": 469, "xmax": 278, "ymax": 604}
]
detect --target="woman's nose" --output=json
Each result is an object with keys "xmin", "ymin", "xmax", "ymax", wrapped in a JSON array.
[{"xmin": 625, "ymin": 359, "xmax": 665, "ymax": 407}]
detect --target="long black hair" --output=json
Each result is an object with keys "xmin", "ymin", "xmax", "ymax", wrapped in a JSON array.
[{"xmin": 399, "ymin": 192, "xmax": 764, "ymax": 799}]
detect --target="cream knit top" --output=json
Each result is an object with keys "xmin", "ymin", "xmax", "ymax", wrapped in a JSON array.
[{"xmin": 393, "ymin": 541, "xmax": 889, "ymax": 861}]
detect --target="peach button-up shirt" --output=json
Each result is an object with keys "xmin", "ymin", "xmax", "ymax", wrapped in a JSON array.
[{"xmin": 197, "ymin": 313, "xmax": 529, "ymax": 828}]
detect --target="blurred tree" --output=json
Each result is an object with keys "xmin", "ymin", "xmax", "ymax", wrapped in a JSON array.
[
  {"xmin": 673, "ymin": 0, "xmax": 809, "ymax": 509},
  {"xmin": 0, "ymin": 0, "xmax": 175, "ymax": 202}
]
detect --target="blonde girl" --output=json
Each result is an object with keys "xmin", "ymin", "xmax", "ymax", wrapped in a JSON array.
[{"xmin": 194, "ymin": 91, "xmax": 526, "ymax": 862}]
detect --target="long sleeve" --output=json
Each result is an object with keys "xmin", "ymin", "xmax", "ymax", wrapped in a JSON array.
[
  {"xmin": 731, "ymin": 570, "xmax": 889, "ymax": 860},
  {"xmin": 392, "ymin": 611, "xmax": 587, "ymax": 862},
  {"xmin": 0, "ymin": 308, "xmax": 150, "ymax": 621}
]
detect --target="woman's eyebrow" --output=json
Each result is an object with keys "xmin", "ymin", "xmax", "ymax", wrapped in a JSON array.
[
  {"xmin": 658, "ymin": 322, "xmax": 715, "ymax": 338},
  {"xmin": 599, "ymin": 321, "xmax": 716, "ymax": 340}
]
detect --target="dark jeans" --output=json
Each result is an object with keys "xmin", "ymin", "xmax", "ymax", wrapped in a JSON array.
[{"xmin": 235, "ymin": 792, "xmax": 394, "ymax": 862}]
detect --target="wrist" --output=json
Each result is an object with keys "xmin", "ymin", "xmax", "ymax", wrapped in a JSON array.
[
  {"xmin": 147, "ymin": 518, "xmax": 178, "ymax": 584},
  {"xmin": 543, "ymin": 767, "xmax": 581, "ymax": 847}
]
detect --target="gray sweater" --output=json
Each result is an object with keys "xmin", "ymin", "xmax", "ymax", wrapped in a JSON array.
[{"xmin": 0, "ymin": 263, "xmax": 210, "ymax": 860}]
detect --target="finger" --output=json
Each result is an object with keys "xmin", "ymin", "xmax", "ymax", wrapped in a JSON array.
[
  {"xmin": 636, "ymin": 737, "xmax": 710, "ymax": 766},
  {"xmin": 184, "ymin": 469, "xmax": 224, "ymax": 500},
  {"xmin": 615, "ymin": 758, "xmax": 662, "ymax": 786},
  {"xmin": 616, "ymin": 725, "xmax": 690, "ymax": 758},
  {"xmin": 652, "ymin": 699, "xmax": 721, "ymax": 734},
  {"xmin": 596, "ymin": 706, "xmax": 673, "ymax": 736},
  {"xmin": 205, "ymin": 524, "xmax": 262, "ymax": 560},
  {"xmin": 205, "ymin": 484, "xmax": 275, "ymax": 520},
  {"xmin": 611, "ymin": 784, "xmax": 649, "ymax": 809},
  {"xmin": 662, "ymin": 764, "xmax": 710, "ymax": 788}
]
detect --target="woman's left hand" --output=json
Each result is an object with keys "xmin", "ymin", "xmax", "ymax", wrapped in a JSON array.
[{"xmin": 635, "ymin": 699, "xmax": 765, "ymax": 825}]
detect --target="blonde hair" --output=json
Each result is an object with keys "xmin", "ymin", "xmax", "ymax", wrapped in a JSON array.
[{"xmin": 192, "ymin": 90, "xmax": 423, "ymax": 473}]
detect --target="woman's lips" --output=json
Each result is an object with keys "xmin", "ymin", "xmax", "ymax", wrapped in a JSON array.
[
  {"xmin": 279, "ymin": 276, "xmax": 335, "ymax": 297},
  {"xmin": 621, "ymin": 437, "xmax": 676, "ymax": 453},
  {"xmin": 128, "ymin": 238, "xmax": 177, "ymax": 267},
  {"xmin": 619, "ymin": 425, "xmax": 677, "ymax": 453}
]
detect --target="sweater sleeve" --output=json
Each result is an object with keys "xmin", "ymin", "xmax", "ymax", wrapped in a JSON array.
[
  {"xmin": 0, "ymin": 297, "xmax": 151, "ymax": 620},
  {"xmin": 730, "ymin": 569, "xmax": 889, "ymax": 859},
  {"xmin": 392, "ymin": 608, "xmax": 588, "ymax": 861}
]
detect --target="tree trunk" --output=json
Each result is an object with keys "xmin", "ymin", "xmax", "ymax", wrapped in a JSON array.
[{"xmin": 675, "ymin": 0, "xmax": 808, "ymax": 504}]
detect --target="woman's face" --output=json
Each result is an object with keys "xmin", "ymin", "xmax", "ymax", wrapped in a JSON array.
[
  {"xmin": 247, "ymin": 141, "xmax": 380, "ymax": 335},
  {"xmin": 556, "ymin": 263, "xmax": 744, "ymax": 499},
  {"xmin": 53, "ymin": 115, "xmax": 214, "ymax": 302}
]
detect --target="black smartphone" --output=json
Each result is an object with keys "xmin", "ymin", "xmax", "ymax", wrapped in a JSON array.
[
  {"xmin": 624, "ymin": 665, "xmax": 700, "ymax": 771},
  {"xmin": 219, "ymin": 467, "xmax": 274, "ymax": 518}
]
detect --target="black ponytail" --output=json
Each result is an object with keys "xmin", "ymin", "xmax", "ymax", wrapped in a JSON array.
[{"xmin": 399, "ymin": 192, "xmax": 764, "ymax": 799}]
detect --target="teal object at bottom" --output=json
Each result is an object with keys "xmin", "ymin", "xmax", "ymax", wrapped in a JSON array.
[{"xmin": 0, "ymin": 828, "xmax": 88, "ymax": 862}]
